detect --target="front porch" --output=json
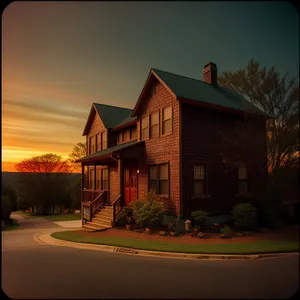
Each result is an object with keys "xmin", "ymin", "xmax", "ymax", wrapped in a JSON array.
[{"xmin": 78, "ymin": 141, "xmax": 146, "ymax": 230}]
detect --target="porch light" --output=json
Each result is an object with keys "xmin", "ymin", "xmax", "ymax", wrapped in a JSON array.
[{"xmin": 137, "ymin": 169, "xmax": 140, "ymax": 174}]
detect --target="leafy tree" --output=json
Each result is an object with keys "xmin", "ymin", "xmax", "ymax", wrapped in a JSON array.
[
  {"xmin": 2, "ymin": 195, "xmax": 13, "ymax": 223},
  {"xmin": 218, "ymin": 59, "xmax": 299, "ymax": 178},
  {"xmin": 15, "ymin": 154, "xmax": 73, "ymax": 215},
  {"xmin": 68, "ymin": 142, "xmax": 86, "ymax": 172},
  {"xmin": 2, "ymin": 186, "xmax": 18, "ymax": 211}
]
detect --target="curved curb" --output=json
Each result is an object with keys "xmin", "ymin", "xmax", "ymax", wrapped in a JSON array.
[{"xmin": 37, "ymin": 233, "xmax": 299, "ymax": 261}]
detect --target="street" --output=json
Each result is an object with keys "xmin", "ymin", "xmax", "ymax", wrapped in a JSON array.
[{"xmin": 2, "ymin": 213, "xmax": 299, "ymax": 299}]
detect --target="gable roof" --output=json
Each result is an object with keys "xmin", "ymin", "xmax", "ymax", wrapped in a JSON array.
[
  {"xmin": 133, "ymin": 68, "xmax": 267, "ymax": 117},
  {"xmin": 83, "ymin": 103, "xmax": 133, "ymax": 135}
]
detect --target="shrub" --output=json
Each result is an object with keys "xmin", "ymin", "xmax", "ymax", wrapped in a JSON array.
[
  {"xmin": 191, "ymin": 210, "xmax": 208, "ymax": 228},
  {"xmin": 116, "ymin": 208, "xmax": 132, "ymax": 226},
  {"xmin": 220, "ymin": 225, "xmax": 234, "ymax": 237},
  {"xmin": 231, "ymin": 202, "xmax": 258, "ymax": 230},
  {"xmin": 130, "ymin": 191, "xmax": 164, "ymax": 228}
]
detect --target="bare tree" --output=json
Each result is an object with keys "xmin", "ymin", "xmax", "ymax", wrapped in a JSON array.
[{"xmin": 218, "ymin": 59, "xmax": 299, "ymax": 177}]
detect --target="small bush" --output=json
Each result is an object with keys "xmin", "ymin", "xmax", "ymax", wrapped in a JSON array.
[
  {"xmin": 231, "ymin": 202, "xmax": 258, "ymax": 230},
  {"xmin": 130, "ymin": 191, "xmax": 164, "ymax": 228},
  {"xmin": 220, "ymin": 225, "xmax": 234, "ymax": 237},
  {"xmin": 116, "ymin": 208, "xmax": 132, "ymax": 226},
  {"xmin": 191, "ymin": 210, "xmax": 208, "ymax": 228}
]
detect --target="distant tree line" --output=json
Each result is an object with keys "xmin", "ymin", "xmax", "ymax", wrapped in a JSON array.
[{"xmin": 2, "ymin": 143, "xmax": 85, "ymax": 217}]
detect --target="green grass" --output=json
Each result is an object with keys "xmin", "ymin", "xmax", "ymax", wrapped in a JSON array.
[
  {"xmin": 51, "ymin": 231, "xmax": 299, "ymax": 254},
  {"xmin": 40, "ymin": 214, "xmax": 81, "ymax": 222},
  {"xmin": 2, "ymin": 219, "xmax": 20, "ymax": 231}
]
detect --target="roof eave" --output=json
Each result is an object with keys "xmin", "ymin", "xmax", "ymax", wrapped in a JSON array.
[
  {"xmin": 178, "ymin": 97, "xmax": 267, "ymax": 118},
  {"xmin": 82, "ymin": 104, "xmax": 97, "ymax": 136},
  {"xmin": 111, "ymin": 119, "xmax": 137, "ymax": 131}
]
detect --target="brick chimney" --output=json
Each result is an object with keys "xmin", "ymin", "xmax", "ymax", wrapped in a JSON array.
[{"xmin": 202, "ymin": 62, "xmax": 217, "ymax": 86}]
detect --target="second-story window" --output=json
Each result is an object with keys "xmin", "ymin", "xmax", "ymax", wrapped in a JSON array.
[
  {"xmin": 89, "ymin": 136, "xmax": 95, "ymax": 154},
  {"xmin": 96, "ymin": 133, "xmax": 100, "ymax": 152},
  {"xmin": 141, "ymin": 116, "xmax": 149, "ymax": 140},
  {"xmin": 150, "ymin": 111, "xmax": 159, "ymax": 138},
  {"xmin": 124, "ymin": 129, "xmax": 130, "ymax": 142},
  {"xmin": 162, "ymin": 106, "xmax": 172, "ymax": 135},
  {"xmin": 101, "ymin": 131, "xmax": 107, "ymax": 150},
  {"xmin": 131, "ymin": 127, "xmax": 137, "ymax": 140},
  {"xmin": 117, "ymin": 132, "xmax": 123, "ymax": 144}
]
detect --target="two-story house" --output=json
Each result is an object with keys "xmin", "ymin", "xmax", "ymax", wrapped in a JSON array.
[{"xmin": 78, "ymin": 62, "xmax": 268, "ymax": 231}]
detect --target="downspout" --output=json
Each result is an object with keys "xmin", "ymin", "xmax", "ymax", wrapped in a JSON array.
[{"xmin": 179, "ymin": 100, "xmax": 183, "ymax": 219}]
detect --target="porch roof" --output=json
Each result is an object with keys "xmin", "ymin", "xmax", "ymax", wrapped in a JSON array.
[{"xmin": 77, "ymin": 140, "xmax": 144, "ymax": 164}]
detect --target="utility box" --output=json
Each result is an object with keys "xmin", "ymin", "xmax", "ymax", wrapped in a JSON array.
[{"xmin": 185, "ymin": 220, "xmax": 192, "ymax": 232}]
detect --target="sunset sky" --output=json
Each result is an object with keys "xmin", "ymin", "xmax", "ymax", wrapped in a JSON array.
[{"xmin": 2, "ymin": 1, "xmax": 298, "ymax": 172}]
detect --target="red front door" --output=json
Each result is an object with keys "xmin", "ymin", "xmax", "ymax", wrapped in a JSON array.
[{"xmin": 124, "ymin": 166, "xmax": 137, "ymax": 205}]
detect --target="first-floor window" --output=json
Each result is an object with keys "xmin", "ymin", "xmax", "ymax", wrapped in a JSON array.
[
  {"xmin": 102, "ymin": 168, "xmax": 108, "ymax": 190},
  {"xmin": 89, "ymin": 166, "xmax": 95, "ymax": 190},
  {"xmin": 96, "ymin": 166, "xmax": 102, "ymax": 189},
  {"xmin": 149, "ymin": 165, "xmax": 158, "ymax": 192},
  {"xmin": 148, "ymin": 163, "xmax": 169, "ymax": 197},
  {"xmin": 193, "ymin": 164, "xmax": 206, "ymax": 197},
  {"xmin": 83, "ymin": 166, "xmax": 88, "ymax": 189},
  {"xmin": 238, "ymin": 164, "xmax": 248, "ymax": 194}
]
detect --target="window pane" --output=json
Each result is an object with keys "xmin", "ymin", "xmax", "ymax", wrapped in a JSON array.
[
  {"xmin": 96, "ymin": 166, "xmax": 102, "ymax": 189},
  {"xmin": 194, "ymin": 165, "xmax": 205, "ymax": 179},
  {"xmin": 163, "ymin": 106, "xmax": 171, "ymax": 121},
  {"xmin": 141, "ymin": 128, "xmax": 149, "ymax": 140},
  {"xmin": 101, "ymin": 132, "xmax": 107, "ymax": 149},
  {"xmin": 194, "ymin": 181, "xmax": 205, "ymax": 196},
  {"xmin": 162, "ymin": 119, "xmax": 171, "ymax": 134},
  {"xmin": 150, "ymin": 111, "xmax": 159, "ymax": 125},
  {"xmin": 141, "ymin": 116, "xmax": 149, "ymax": 129},
  {"xmin": 131, "ymin": 128, "xmax": 137, "ymax": 139},
  {"xmin": 159, "ymin": 180, "xmax": 168, "ymax": 196},
  {"xmin": 151, "ymin": 124, "xmax": 159, "ymax": 138},
  {"xmin": 150, "ymin": 180, "xmax": 158, "ymax": 193},
  {"xmin": 149, "ymin": 166, "xmax": 157, "ymax": 179},
  {"xmin": 159, "ymin": 164, "xmax": 168, "ymax": 180},
  {"xmin": 124, "ymin": 130, "xmax": 130, "ymax": 141},
  {"xmin": 238, "ymin": 181, "xmax": 248, "ymax": 194},
  {"xmin": 238, "ymin": 165, "xmax": 247, "ymax": 179},
  {"xmin": 89, "ymin": 167, "xmax": 95, "ymax": 190}
]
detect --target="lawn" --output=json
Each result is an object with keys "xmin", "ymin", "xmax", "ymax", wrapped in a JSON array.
[
  {"xmin": 2, "ymin": 219, "xmax": 20, "ymax": 231},
  {"xmin": 51, "ymin": 231, "xmax": 299, "ymax": 254}
]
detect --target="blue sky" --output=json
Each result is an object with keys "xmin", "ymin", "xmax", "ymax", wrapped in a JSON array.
[{"xmin": 2, "ymin": 1, "xmax": 298, "ymax": 170}]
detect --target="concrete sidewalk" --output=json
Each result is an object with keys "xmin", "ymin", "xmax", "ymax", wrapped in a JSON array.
[
  {"xmin": 53, "ymin": 220, "xmax": 82, "ymax": 228},
  {"xmin": 36, "ymin": 232, "xmax": 299, "ymax": 261}
]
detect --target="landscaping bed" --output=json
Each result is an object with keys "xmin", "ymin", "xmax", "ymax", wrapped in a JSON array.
[{"xmin": 51, "ymin": 226, "xmax": 299, "ymax": 254}]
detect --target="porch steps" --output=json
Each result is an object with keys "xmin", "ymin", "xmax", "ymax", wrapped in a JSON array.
[{"xmin": 82, "ymin": 205, "xmax": 113, "ymax": 232}]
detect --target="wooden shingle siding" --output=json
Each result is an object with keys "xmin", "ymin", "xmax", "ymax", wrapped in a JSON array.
[
  {"xmin": 181, "ymin": 102, "xmax": 266, "ymax": 216},
  {"xmin": 138, "ymin": 80, "xmax": 180, "ymax": 215}
]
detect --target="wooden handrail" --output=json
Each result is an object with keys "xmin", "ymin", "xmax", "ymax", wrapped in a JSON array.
[
  {"xmin": 82, "ymin": 190, "xmax": 107, "ymax": 222},
  {"xmin": 112, "ymin": 195, "xmax": 122, "ymax": 224}
]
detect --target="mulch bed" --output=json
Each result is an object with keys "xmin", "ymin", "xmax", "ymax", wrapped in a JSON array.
[{"xmin": 72, "ymin": 226, "xmax": 299, "ymax": 245}]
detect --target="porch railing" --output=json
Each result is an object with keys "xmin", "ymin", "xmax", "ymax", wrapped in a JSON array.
[
  {"xmin": 82, "ymin": 189, "xmax": 100, "ymax": 203},
  {"xmin": 112, "ymin": 195, "xmax": 122, "ymax": 224},
  {"xmin": 82, "ymin": 190, "xmax": 107, "ymax": 223}
]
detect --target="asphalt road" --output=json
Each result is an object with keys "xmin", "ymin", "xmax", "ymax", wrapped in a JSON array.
[{"xmin": 2, "ymin": 213, "xmax": 299, "ymax": 299}]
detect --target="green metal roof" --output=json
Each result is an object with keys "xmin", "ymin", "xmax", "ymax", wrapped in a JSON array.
[
  {"xmin": 152, "ymin": 69, "xmax": 266, "ymax": 116},
  {"xmin": 113, "ymin": 114, "xmax": 137, "ymax": 129},
  {"xmin": 93, "ymin": 103, "xmax": 133, "ymax": 129},
  {"xmin": 77, "ymin": 140, "xmax": 142, "ymax": 162}
]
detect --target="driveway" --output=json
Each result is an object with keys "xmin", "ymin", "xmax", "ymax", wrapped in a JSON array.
[{"xmin": 1, "ymin": 213, "xmax": 299, "ymax": 299}]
